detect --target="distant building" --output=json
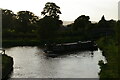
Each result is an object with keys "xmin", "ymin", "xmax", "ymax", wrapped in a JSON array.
[{"xmin": 119, "ymin": 1, "xmax": 120, "ymax": 20}]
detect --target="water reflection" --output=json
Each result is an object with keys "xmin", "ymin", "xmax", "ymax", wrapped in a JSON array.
[{"xmin": 5, "ymin": 46, "xmax": 106, "ymax": 78}]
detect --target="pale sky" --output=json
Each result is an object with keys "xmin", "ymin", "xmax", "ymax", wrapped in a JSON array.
[{"xmin": 0, "ymin": 0, "xmax": 119, "ymax": 21}]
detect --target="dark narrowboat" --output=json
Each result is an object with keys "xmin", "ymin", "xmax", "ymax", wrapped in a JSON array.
[{"xmin": 44, "ymin": 41, "xmax": 98, "ymax": 56}]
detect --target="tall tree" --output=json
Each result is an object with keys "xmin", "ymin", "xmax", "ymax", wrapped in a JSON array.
[
  {"xmin": 41, "ymin": 2, "xmax": 61, "ymax": 19},
  {"xmin": 37, "ymin": 2, "xmax": 62, "ymax": 42}
]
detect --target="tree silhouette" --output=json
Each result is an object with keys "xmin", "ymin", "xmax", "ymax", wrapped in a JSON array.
[
  {"xmin": 37, "ymin": 16, "xmax": 60, "ymax": 41},
  {"xmin": 2, "ymin": 9, "xmax": 17, "ymax": 40},
  {"xmin": 41, "ymin": 2, "xmax": 61, "ymax": 19},
  {"xmin": 15, "ymin": 11, "xmax": 38, "ymax": 33},
  {"xmin": 37, "ymin": 2, "xmax": 62, "ymax": 42},
  {"xmin": 98, "ymin": 15, "xmax": 109, "ymax": 28},
  {"xmin": 98, "ymin": 15, "xmax": 106, "ymax": 24},
  {"xmin": 2, "ymin": 9, "xmax": 15, "ymax": 30},
  {"xmin": 73, "ymin": 15, "xmax": 90, "ymax": 31}
]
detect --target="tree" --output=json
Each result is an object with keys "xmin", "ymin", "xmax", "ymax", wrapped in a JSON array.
[
  {"xmin": 2, "ymin": 9, "xmax": 17, "ymax": 39},
  {"xmin": 37, "ymin": 2, "xmax": 62, "ymax": 42},
  {"xmin": 37, "ymin": 16, "xmax": 60, "ymax": 41},
  {"xmin": 2, "ymin": 9, "xmax": 15, "ymax": 30},
  {"xmin": 98, "ymin": 15, "xmax": 107, "ymax": 28},
  {"xmin": 97, "ymin": 15, "xmax": 114, "ymax": 29},
  {"xmin": 41, "ymin": 2, "xmax": 61, "ymax": 19},
  {"xmin": 15, "ymin": 11, "xmax": 39, "ymax": 33},
  {"xmin": 73, "ymin": 15, "xmax": 91, "ymax": 31}
]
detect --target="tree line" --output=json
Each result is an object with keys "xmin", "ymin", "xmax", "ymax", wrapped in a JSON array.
[{"xmin": 2, "ymin": 2, "xmax": 119, "ymax": 44}]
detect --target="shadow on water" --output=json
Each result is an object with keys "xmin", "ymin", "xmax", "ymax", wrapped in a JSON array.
[{"xmin": 45, "ymin": 50, "xmax": 95, "ymax": 58}]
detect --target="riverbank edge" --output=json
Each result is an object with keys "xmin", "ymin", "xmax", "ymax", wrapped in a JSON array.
[
  {"xmin": 2, "ymin": 38, "xmax": 98, "ymax": 48},
  {"xmin": 96, "ymin": 37, "xmax": 119, "ymax": 79},
  {"xmin": 2, "ymin": 54, "xmax": 14, "ymax": 80},
  {"xmin": 2, "ymin": 40, "xmax": 43, "ymax": 48}
]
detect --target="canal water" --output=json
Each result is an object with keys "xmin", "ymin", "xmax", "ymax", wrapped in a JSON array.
[{"xmin": 5, "ymin": 46, "xmax": 106, "ymax": 78}]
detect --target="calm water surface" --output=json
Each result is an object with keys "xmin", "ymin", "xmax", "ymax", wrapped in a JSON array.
[{"xmin": 5, "ymin": 46, "xmax": 106, "ymax": 78}]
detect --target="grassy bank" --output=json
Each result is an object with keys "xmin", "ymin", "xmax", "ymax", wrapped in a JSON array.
[
  {"xmin": 2, "ymin": 40, "xmax": 44, "ymax": 48},
  {"xmin": 2, "ymin": 36, "xmax": 83, "ymax": 48},
  {"xmin": 96, "ymin": 37, "xmax": 119, "ymax": 79},
  {"xmin": 2, "ymin": 54, "xmax": 13, "ymax": 79}
]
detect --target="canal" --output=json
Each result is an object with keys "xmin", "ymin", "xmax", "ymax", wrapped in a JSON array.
[{"xmin": 5, "ymin": 46, "xmax": 106, "ymax": 78}]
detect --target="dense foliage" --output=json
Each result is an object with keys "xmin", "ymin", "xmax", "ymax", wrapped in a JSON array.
[{"xmin": 2, "ymin": 8, "xmax": 116, "ymax": 43}]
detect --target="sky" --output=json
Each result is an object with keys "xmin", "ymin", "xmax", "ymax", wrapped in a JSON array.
[{"xmin": 0, "ymin": 0, "xmax": 120, "ymax": 21}]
